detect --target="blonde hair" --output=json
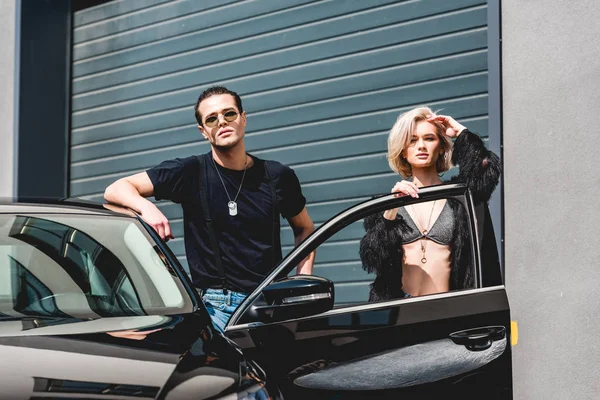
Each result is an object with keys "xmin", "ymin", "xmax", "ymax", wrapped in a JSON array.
[{"xmin": 387, "ymin": 106, "xmax": 453, "ymax": 178}]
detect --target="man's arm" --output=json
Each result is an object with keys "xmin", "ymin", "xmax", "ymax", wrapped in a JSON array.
[
  {"xmin": 288, "ymin": 207, "xmax": 315, "ymax": 275},
  {"xmin": 104, "ymin": 172, "xmax": 174, "ymax": 240}
]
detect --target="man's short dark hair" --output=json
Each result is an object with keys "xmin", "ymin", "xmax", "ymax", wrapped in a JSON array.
[{"xmin": 194, "ymin": 86, "xmax": 243, "ymax": 125}]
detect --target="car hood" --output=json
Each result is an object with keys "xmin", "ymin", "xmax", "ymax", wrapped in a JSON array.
[{"xmin": 0, "ymin": 311, "xmax": 257, "ymax": 400}]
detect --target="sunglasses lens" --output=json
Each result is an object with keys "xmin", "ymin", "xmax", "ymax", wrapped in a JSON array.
[
  {"xmin": 224, "ymin": 110, "xmax": 238, "ymax": 122},
  {"xmin": 204, "ymin": 116, "xmax": 218, "ymax": 127}
]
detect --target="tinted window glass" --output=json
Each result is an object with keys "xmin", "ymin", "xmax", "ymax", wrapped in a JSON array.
[{"xmin": 279, "ymin": 192, "xmax": 476, "ymax": 307}]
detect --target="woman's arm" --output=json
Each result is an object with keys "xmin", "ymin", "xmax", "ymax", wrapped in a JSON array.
[
  {"xmin": 451, "ymin": 129, "xmax": 501, "ymax": 203},
  {"xmin": 360, "ymin": 213, "xmax": 403, "ymax": 274},
  {"xmin": 427, "ymin": 114, "xmax": 501, "ymax": 203},
  {"xmin": 360, "ymin": 213, "xmax": 407, "ymax": 301}
]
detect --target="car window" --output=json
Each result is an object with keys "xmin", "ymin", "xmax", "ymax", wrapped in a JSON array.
[
  {"xmin": 5, "ymin": 256, "xmax": 68, "ymax": 317},
  {"xmin": 277, "ymin": 190, "xmax": 478, "ymax": 308},
  {"xmin": 0, "ymin": 214, "xmax": 194, "ymax": 319}
]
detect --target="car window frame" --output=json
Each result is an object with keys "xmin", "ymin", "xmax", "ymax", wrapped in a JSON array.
[{"xmin": 227, "ymin": 182, "xmax": 485, "ymax": 329}]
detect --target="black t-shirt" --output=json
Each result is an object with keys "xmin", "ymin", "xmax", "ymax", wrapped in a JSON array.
[{"xmin": 146, "ymin": 152, "xmax": 306, "ymax": 294}]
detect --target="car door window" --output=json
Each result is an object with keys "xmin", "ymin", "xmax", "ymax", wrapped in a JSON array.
[
  {"xmin": 296, "ymin": 192, "xmax": 475, "ymax": 307},
  {"xmin": 235, "ymin": 184, "xmax": 481, "ymax": 324}
]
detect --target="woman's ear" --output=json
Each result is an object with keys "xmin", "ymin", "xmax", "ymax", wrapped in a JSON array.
[{"xmin": 439, "ymin": 140, "xmax": 446, "ymax": 155}]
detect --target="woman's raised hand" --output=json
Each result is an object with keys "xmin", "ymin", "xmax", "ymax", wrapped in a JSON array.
[
  {"xmin": 392, "ymin": 180, "xmax": 419, "ymax": 198},
  {"xmin": 427, "ymin": 114, "xmax": 467, "ymax": 138}
]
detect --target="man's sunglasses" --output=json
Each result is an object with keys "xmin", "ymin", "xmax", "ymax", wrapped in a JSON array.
[{"xmin": 204, "ymin": 110, "xmax": 239, "ymax": 128}]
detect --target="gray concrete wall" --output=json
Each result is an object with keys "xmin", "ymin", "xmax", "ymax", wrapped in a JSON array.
[
  {"xmin": 0, "ymin": 0, "xmax": 17, "ymax": 198},
  {"xmin": 503, "ymin": 1, "xmax": 600, "ymax": 398}
]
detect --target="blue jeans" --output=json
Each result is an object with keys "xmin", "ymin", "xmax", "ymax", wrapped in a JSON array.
[{"xmin": 201, "ymin": 288, "xmax": 247, "ymax": 333}]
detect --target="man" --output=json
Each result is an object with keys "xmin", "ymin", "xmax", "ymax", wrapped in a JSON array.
[{"xmin": 104, "ymin": 86, "xmax": 315, "ymax": 332}]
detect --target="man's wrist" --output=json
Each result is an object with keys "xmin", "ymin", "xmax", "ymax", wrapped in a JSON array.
[{"xmin": 136, "ymin": 198, "xmax": 157, "ymax": 215}]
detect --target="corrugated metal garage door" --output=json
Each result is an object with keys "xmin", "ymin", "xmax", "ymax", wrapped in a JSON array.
[{"xmin": 70, "ymin": 0, "xmax": 491, "ymax": 304}]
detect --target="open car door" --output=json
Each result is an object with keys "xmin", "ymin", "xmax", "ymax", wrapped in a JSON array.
[{"xmin": 225, "ymin": 183, "xmax": 512, "ymax": 399}]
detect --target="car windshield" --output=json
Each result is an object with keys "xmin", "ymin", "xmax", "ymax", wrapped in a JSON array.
[{"xmin": 0, "ymin": 213, "xmax": 194, "ymax": 319}]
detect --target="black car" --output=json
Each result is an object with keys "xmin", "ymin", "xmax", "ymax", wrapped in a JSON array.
[{"xmin": 0, "ymin": 183, "xmax": 512, "ymax": 399}]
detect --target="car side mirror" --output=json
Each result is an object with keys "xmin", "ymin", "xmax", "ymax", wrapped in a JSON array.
[{"xmin": 243, "ymin": 275, "xmax": 334, "ymax": 324}]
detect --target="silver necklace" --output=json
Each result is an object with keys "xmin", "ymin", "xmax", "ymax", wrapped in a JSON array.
[
  {"xmin": 410, "ymin": 200, "xmax": 437, "ymax": 264},
  {"xmin": 212, "ymin": 155, "xmax": 247, "ymax": 217}
]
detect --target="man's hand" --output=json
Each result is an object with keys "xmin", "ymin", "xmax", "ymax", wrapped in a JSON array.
[{"xmin": 139, "ymin": 202, "xmax": 174, "ymax": 241}]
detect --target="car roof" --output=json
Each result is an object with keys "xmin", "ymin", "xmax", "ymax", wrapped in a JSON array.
[{"xmin": 0, "ymin": 198, "xmax": 138, "ymax": 218}]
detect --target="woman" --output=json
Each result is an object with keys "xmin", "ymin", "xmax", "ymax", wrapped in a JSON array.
[{"xmin": 359, "ymin": 106, "xmax": 501, "ymax": 302}]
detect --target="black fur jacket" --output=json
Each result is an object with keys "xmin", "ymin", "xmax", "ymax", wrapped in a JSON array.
[{"xmin": 359, "ymin": 130, "xmax": 501, "ymax": 302}]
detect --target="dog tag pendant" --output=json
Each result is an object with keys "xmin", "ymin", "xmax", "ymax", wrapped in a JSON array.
[{"xmin": 228, "ymin": 201, "xmax": 238, "ymax": 216}]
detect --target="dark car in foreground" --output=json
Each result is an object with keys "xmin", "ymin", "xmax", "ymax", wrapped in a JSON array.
[
  {"xmin": 0, "ymin": 202, "xmax": 270, "ymax": 399},
  {"xmin": 0, "ymin": 183, "xmax": 512, "ymax": 399}
]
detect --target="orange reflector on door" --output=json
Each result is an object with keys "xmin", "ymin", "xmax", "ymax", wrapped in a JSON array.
[{"xmin": 511, "ymin": 320, "xmax": 518, "ymax": 346}]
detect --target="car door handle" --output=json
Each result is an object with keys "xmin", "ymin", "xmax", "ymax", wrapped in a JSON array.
[{"xmin": 449, "ymin": 326, "xmax": 506, "ymax": 351}]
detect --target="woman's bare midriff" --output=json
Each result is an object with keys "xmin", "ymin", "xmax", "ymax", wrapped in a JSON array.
[{"xmin": 401, "ymin": 240, "xmax": 452, "ymax": 296}]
